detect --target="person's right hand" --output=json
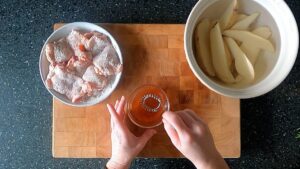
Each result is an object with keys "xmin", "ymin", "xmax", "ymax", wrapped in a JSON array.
[{"xmin": 162, "ymin": 110, "xmax": 229, "ymax": 169}]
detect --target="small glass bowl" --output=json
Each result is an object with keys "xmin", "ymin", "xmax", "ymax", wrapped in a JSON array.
[{"xmin": 126, "ymin": 85, "xmax": 170, "ymax": 128}]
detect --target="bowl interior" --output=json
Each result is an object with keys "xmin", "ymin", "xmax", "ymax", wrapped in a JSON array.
[
  {"xmin": 39, "ymin": 22, "xmax": 123, "ymax": 107},
  {"xmin": 190, "ymin": 0, "xmax": 281, "ymax": 89}
]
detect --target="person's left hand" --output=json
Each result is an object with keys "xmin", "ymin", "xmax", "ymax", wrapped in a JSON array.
[{"xmin": 106, "ymin": 96, "xmax": 157, "ymax": 169}]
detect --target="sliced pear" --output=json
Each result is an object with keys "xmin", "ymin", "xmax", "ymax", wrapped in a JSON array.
[
  {"xmin": 219, "ymin": 0, "xmax": 237, "ymax": 30},
  {"xmin": 231, "ymin": 13, "xmax": 259, "ymax": 30},
  {"xmin": 252, "ymin": 27, "xmax": 272, "ymax": 39},
  {"xmin": 225, "ymin": 37, "xmax": 255, "ymax": 81},
  {"xmin": 194, "ymin": 19, "xmax": 215, "ymax": 76},
  {"xmin": 210, "ymin": 23, "xmax": 235, "ymax": 83},
  {"xmin": 223, "ymin": 30, "xmax": 275, "ymax": 52}
]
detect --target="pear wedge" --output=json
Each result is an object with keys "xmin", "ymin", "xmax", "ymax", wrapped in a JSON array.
[
  {"xmin": 252, "ymin": 27, "xmax": 272, "ymax": 39},
  {"xmin": 231, "ymin": 13, "xmax": 259, "ymax": 30},
  {"xmin": 210, "ymin": 23, "xmax": 235, "ymax": 83},
  {"xmin": 219, "ymin": 0, "xmax": 237, "ymax": 30},
  {"xmin": 194, "ymin": 19, "xmax": 215, "ymax": 76},
  {"xmin": 225, "ymin": 37, "xmax": 255, "ymax": 81},
  {"xmin": 223, "ymin": 30, "xmax": 275, "ymax": 52}
]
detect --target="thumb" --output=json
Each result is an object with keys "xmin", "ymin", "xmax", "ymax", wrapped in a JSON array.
[{"xmin": 139, "ymin": 129, "xmax": 157, "ymax": 145}]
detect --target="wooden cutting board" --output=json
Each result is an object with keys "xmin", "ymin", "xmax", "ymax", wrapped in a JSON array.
[{"xmin": 52, "ymin": 23, "xmax": 240, "ymax": 158}]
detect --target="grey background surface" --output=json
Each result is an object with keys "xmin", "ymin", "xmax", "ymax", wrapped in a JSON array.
[{"xmin": 0, "ymin": 0, "xmax": 299, "ymax": 168}]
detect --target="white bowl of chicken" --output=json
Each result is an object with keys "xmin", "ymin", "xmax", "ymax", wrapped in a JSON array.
[{"xmin": 39, "ymin": 22, "xmax": 123, "ymax": 107}]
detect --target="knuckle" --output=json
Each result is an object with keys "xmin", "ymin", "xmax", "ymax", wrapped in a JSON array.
[
  {"xmin": 182, "ymin": 132, "xmax": 193, "ymax": 144},
  {"xmin": 169, "ymin": 113, "xmax": 180, "ymax": 122},
  {"xmin": 184, "ymin": 108, "xmax": 193, "ymax": 113}
]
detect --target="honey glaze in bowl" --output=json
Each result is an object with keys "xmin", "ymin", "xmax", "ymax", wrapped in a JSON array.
[{"xmin": 126, "ymin": 85, "xmax": 170, "ymax": 128}]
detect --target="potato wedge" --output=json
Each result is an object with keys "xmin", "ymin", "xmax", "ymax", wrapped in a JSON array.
[
  {"xmin": 225, "ymin": 37, "xmax": 255, "ymax": 81},
  {"xmin": 231, "ymin": 13, "xmax": 259, "ymax": 30},
  {"xmin": 223, "ymin": 30, "xmax": 275, "ymax": 52},
  {"xmin": 239, "ymin": 27, "xmax": 272, "ymax": 64},
  {"xmin": 194, "ymin": 19, "xmax": 215, "ymax": 76},
  {"xmin": 240, "ymin": 43, "xmax": 260, "ymax": 65},
  {"xmin": 219, "ymin": 0, "xmax": 237, "ymax": 30},
  {"xmin": 236, "ymin": 14, "xmax": 247, "ymax": 21},
  {"xmin": 210, "ymin": 23, "xmax": 235, "ymax": 83},
  {"xmin": 252, "ymin": 27, "xmax": 272, "ymax": 39},
  {"xmin": 239, "ymin": 26, "xmax": 272, "ymax": 64},
  {"xmin": 228, "ymin": 13, "xmax": 247, "ymax": 28},
  {"xmin": 223, "ymin": 39, "xmax": 233, "ymax": 70}
]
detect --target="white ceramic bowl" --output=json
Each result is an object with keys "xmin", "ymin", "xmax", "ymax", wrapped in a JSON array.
[
  {"xmin": 185, "ymin": 0, "xmax": 298, "ymax": 98},
  {"xmin": 39, "ymin": 22, "xmax": 123, "ymax": 107}
]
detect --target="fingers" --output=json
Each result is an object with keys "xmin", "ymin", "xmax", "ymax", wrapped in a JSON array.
[
  {"xmin": 107, "ymin": 104, "xmax": 123, "ymax": 128},
  {"xmin": 175, "ymin": 111, "xmax": 195, "ymax": 129},
  {"xmin": 114, "ymin": 100, "xmax": 119, "ymax": 109},
  {"xmin": 116, "ymin": 96, "xmax": 126, "ymax": 118},
  {"xmin": 139, "ymin": 129, "xmax": 157, "ymax": 145},
  {"xmin": 162, "ymin": 111, "xmax": 189, "ymax": 140},
  {"xmin": 184, "ymin": 109, "xmax": 207, "ymax": 128},
  {"xmin": 163, "ymin": 118, "xmax": 180, "ymax": 146}
]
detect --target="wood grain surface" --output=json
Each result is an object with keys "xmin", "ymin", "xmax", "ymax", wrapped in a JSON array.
[{"xmin": 52, "ymin": 23, "xmax": 240, "ymax": 158}]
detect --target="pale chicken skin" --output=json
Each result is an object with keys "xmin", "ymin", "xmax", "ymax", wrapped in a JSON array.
[
  {"xmin": 46, "ymin": 37, "xmax": 74, "ymax": 65},
  {"xmin": 67, "ymin": 30, "xmax": 92, "ymax": 61},
  {"xmin": 83, "ymin": 65, "xmax": 107, "ymax": 89},
  {"xmin": 93, "ymin": 46, "xmax": 122, "ymax": 76},
  {"xmin": 45, "ymin": 29, "xmax": 122, "ymax": 103},
  {"xmin": 46, "ymin": 66, "xmax": 86, "ymax": 103},
  {"xmin": 67, "ymin": 56, "xmax": 92, "ymax": 77},
  {"xmin": 85, "ymin": 31, "xmax": 110, "ymax": 56}
]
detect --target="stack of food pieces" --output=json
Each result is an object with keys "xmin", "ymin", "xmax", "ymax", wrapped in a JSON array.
[
  {"xmin": 45, "ymin": 30, "xmax": 122, "ymax": 103},
  {"xmin": 194, "ymin": 0, "xmax": 275, "ymax": 84}
]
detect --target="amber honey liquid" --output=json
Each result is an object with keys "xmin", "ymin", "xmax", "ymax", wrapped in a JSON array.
[{"xmin": 127, "ymin": 85, "xmax": 169, "ymax": 128}]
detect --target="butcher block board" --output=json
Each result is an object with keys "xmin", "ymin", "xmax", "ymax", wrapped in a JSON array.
[{"xmin": 52, "ymin": 23, "xmax": 240, "ymax": 158}]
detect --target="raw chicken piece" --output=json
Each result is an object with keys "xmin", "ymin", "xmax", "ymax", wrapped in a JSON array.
[
  {"xmin": 67, "ymin": 56, "xmax": 91, "ymax": 77},
  {"xmin": 86, "ymin": 32, "xmax": 110, "ymax": 56},
  {"xmin": 46, "ymin": 66, "xmax": 86, "ymax": 102},
  {"xmin": 82, "ymin": 65, "xmax": 107, "ymax": 90},
  {"xmin": 67, "ymin": 30, "xmax": 92, "ymax": 60},
  {"xmin": 46, "ymin": 38, "xmax": 74, "ymax": 65},
  {"xmin": 83, "ymin": 32, "xmax": 94, "ymax": 39},
  {"xmin": 93, "ymin": 46, "xmax": 122, "ymax": 76}
]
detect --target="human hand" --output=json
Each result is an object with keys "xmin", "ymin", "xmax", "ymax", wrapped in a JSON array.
[
  {"xmin": 106, "ymin": 96, "xmax": 157, "ymax": 169},
  {"xmin": 162, "ymin": 110, "xmax": 229, "ymax": 169}
]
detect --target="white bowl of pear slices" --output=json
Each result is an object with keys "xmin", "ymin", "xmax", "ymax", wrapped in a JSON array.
[{"xmin": 185, "ymin": 0, "xmax": 299, "ymax": 98}]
